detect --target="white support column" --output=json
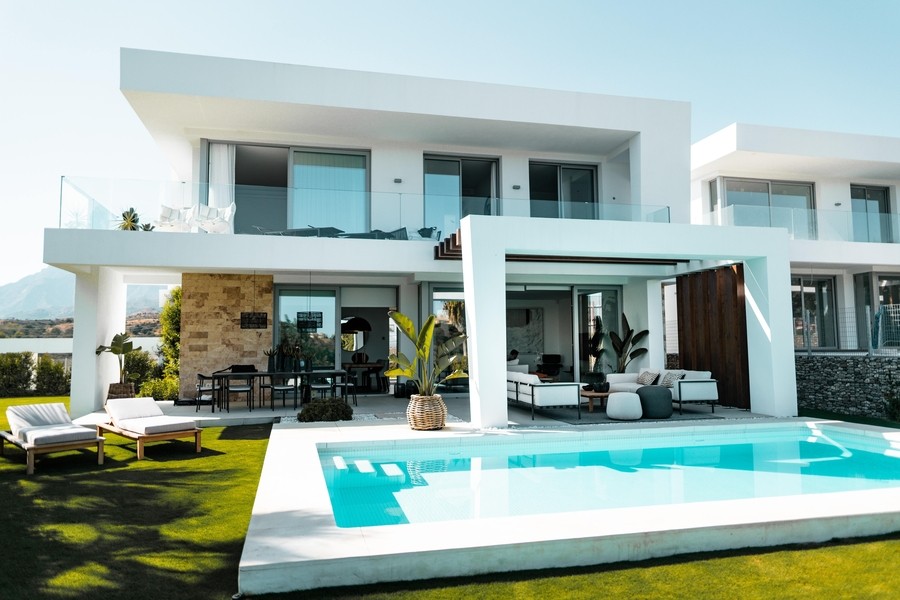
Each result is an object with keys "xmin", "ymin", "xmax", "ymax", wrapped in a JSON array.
[
  {"xmin": 744, "ymin": 255, "xmax": 797, "ymax": 417},
  {"xmin": 461, "ymin": 217, "xmax": 508, "ymax": 428},
  {"xmin": 70, "ymin": 268, "xmax": 127, "ymax": 417}
]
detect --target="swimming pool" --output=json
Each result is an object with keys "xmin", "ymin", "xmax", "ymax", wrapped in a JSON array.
[
  {"xmin": 319, "ymin": 422, "xmax": 900, "ymax": 527},
  {"xmin": 239, "ymin": 419, "xmax": 900, "ymax": 595}
]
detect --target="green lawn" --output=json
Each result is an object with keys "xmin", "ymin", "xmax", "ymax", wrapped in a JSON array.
[{"xmin": 1, "ymin": 397, "xmax": 899, "ymax": 599}]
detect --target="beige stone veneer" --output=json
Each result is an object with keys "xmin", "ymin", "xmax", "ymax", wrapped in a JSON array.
[{"xmin": 179, "ymin": 273, "xmax": 273, "ymax": 400}]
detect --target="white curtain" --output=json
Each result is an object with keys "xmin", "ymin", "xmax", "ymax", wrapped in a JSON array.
[{"xmin": 208, "ymin": 143, "xmax": 236, "ymax": 208}]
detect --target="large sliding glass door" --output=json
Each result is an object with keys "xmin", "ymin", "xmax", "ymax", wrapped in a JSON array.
[
  {"xmin": 721, "ymin": 178, "xmax": 815, "ymax": 239},
  {"xmin": 792, "ymin": 276, "xmax": 837, "ymax": 350},
  {"xmin": 851, "ymin": 185, "xmax": 891, "ymax": 243},
  {"xmin": 576, "ymin": 287, "xmax": 620, "ymax": 383},
  {"xmin": 529, "ymin": 163, "xmax": 596, "ymax": 219},
  {"xmin": 424, "ymin": 156, "xmax": 497, "ymax": 237},
  {"xmin": 275, "ymin": 288, "xmax": 338, "ymax": 368},
  {"xmin": 290, "ymin": 150, "xmax": 368, "ymax": 234}
]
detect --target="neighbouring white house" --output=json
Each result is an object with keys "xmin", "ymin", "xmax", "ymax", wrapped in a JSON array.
[
  {"xmin": 43, "ymin": 48, "xmax": 797, "ymax": 424},
  {"xmin": 691, "ymin": 123, "xmax": 900, "ymax": 356}
]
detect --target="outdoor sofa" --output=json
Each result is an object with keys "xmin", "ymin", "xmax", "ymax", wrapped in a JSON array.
[
  {"xmin": 1, "ymin": 402, "xmax": 105, "ymax": 475},
  {"xmin": 100, "ymin": 397, "xmax": 201, "ymax": 460},
  {"xmin": 606, "ymin": 369, "xmax": 719, "ymax": 413},
  {"xmin": 507, "ymin": 370, "xmax": 581, "ymax": 419}
]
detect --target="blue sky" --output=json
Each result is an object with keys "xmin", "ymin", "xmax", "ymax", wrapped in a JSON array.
[{"xmin": 2, "ymin": 0, "xmax": 899, "ymax": 286}]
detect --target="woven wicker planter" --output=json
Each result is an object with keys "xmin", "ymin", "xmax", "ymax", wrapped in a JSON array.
[
  {"xmin": 406, "ymin": 394, "xmax": 447, "ymax": 430},
  {"xmin": 107, "ymin": 382, "xmax": 136, "ymax": 399}
]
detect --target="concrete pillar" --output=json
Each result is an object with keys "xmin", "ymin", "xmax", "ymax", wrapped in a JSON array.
[
  {"xmin": 744, "ymin": 255, "xmax": 797, "ymax": 417},
  {"xmin": 70, "ymin": 268, "xmax": 126, "ymax": 417},
  {"xmin": 461, "ymin": 217, "xmax": 508, "ymax": 428}
]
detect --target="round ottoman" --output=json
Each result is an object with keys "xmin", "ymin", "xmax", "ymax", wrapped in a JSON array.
[
  {"xmin": 637, "ymin": 385, "xmax": 673, "ymax": 419},
  {"xmin": 606, "ymin": 392, "xmax": 642, "ymax": 420}
]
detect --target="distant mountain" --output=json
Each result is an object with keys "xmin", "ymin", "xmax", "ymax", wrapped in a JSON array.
[{"xmin": 0, "ymin": 268, "xmax": 168, "ymax": 319}]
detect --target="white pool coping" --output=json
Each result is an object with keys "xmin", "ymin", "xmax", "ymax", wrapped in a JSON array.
[{"xmin": 238, "ymin": 418, "xmax": 900, "ymax": 595}]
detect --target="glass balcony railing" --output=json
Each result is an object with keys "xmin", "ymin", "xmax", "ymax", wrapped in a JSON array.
[
  {"xmin": 58, "ymin": 176, "xmax": 671, "ymax": 240},
  {"xmin": 704, "ymin": 204, "xmax": 900, "ymax": 243}
]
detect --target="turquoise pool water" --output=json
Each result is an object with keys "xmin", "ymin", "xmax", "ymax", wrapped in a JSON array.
[{"xmin": 318, "ymin": 422, "xmax": 900, "ymax": 528}]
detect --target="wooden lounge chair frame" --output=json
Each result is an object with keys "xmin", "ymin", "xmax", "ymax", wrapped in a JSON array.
[
  {"xmin": 102, "ymin": 397, "xmax": 202, "ymax": 460},
  {"xmin": 96, "ymin": 422, "xmax": 201, "ymax": 460},
  {"xmin": 1, "ymin": 429, "xmax": 105, "ymax": 475}
]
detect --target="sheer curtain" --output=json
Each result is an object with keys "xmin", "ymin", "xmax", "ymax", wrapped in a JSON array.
[{"xmin": 208, "ymin": 143, "xmax": 236, "ymax": 208}]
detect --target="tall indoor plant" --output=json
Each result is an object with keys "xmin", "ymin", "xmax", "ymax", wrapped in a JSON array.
[
  {"xmin": 385, "ymin": 310, "xmax": 467, "ymax": 430},
  {"xmin": 609, "ymin": 314, "xmax": 649, "ymax": 373},
  {"xmin": 96, "ymin": 332, "xmax": 142, "ymax": 398}
]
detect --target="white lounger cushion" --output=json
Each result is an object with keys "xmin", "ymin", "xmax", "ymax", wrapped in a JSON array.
[
  {"xmin": 105, "ymin": 398, "xmax": 197, "ymax": 434},
  {"xmin": 7, "ymin": 403, "xmax": 97, "ymax": 446}
]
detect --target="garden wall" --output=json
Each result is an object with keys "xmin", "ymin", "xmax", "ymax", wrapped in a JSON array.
[
  {"xmin": 179, "ymin": 273, "xmax": 273, "ymax": 400},
  {"xmin": 794, "ymin": 355, "xmax": 898, "ymax": 418}
]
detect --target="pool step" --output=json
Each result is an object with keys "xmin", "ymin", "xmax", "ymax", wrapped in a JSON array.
[{"xmin": 330, "ymin": 457, "xmax": 407, "ymax": 486}]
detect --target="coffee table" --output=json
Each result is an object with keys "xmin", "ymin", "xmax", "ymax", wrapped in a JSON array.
[{"xmin": 579, "ymin": 390, "xmax": 611, "ymax": 413}]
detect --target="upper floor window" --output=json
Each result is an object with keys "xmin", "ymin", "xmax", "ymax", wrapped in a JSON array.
[
  {"xmin": 529, "ymin": 162, "xmax": 597, "ymax": 220},
  {"xmin": 424, "ymin": 156, "xmax": 497, "ymax": 237},
  {"xmin": 711, "ymin": 177, "xmax": 815, "ymax": 239},
  {"xmin": 290, "ymin": 149, "xmax": 369, "ymax": 235},
  {"xmin": 851, "ymin": 185, "xmax": 891, "ymax": 243}
]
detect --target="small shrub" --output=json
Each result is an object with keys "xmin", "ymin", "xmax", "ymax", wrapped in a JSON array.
[
  {"xmin": 298, "ymin": 398, "xmax": 353, "ymax": 422},
  {"xmin": 885, "ymin": 387, "xmax": 900, "ymax": 422},
  {"xmin": 0, "ymin": 352, "xmax": 34, "ymax": 397},
  {"xmin": 138, "ymin": 376, "xmax": 180, "ymax": 401},
  {"xmin": 35, "ymin": 355, "xmax": 70, "ymax": 396},
  {"xmin": 125, "ymin": 349, "xmax": 157, "ymax": 389}
]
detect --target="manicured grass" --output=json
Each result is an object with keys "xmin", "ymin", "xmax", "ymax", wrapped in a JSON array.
[
  {"xmin": 0, "ymin": 396, "xmax": 269, "ymax": 600},
  {"xmin": 1, "ymin": 397, "xmax": 899, "ymax": 599}
]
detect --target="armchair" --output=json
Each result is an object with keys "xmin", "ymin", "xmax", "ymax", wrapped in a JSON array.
[{"xmin": 193, "ymin": 202, "xmax": 236, "ymax": 234}]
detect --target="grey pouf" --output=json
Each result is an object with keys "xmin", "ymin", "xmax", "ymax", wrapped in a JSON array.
[
  {"xmin": 637, "ymin": 385, "xmax": 673, "ymax": 419},
  {"xmin": 606, "ymin": 392, "xmax": 642, "ymax": 420}
]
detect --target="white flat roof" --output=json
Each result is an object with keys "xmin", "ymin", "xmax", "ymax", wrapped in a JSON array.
[
  {"xmin": 692, "ymin": 123, "xmax": 900, "ymax": 181},
  {"xmin": 120, "ymin": 48, "xmax": 689, "ymax": 179}
]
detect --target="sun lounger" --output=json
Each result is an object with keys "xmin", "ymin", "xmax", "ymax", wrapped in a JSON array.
[
  {"xmin": 1, "ymin": 403, "xmax": 105, "ymax": 475},
  {"xmin": 100, "ymin": 397, "xmax": 201, "ymax": 460}
]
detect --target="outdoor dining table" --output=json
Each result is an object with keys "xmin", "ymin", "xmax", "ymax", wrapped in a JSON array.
[{"xmin": 210, "ymin": 369, "xmax": 349, "ymax": 412}]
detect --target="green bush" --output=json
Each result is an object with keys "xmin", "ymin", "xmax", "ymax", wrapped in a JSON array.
[
  {"xmin": 138, "ymin": 376, "xmax": 180, "ymax": 401},
  {"xmin": 297, "ymin": 398, "xmax": 353, "ymax": 422},
  {"xmin": 125, "ymin": 349, "xmax": 158, "ymax": 389},
  {"xmin": 34, "ymin": 355, "xmax": 70, "ymax": 396},
  {"xmin": 0, "ymin": 352, "xmax": 34, "ymax": 397}
]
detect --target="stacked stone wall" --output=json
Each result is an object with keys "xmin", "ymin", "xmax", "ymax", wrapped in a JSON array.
[
  {"xmin": 179, "ymin": 273, "xmax": 274, "ymax": 400},
  {"xmin": 795, "ymin": 355, "xmax": 898, "ymax": 418}
]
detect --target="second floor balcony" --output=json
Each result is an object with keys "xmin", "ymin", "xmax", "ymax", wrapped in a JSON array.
[
  {"xmin": 59, "ymin": 176, "xmax": 671, "ymax": 239},
  {"xmin": 704, "ymin": 204, "xmax": 900, "ymax": 244}
]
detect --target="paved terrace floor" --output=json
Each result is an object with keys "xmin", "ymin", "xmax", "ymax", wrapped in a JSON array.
[{"xmin": 75, "ymin": 391, "xmax": 762, "ymax": 428}]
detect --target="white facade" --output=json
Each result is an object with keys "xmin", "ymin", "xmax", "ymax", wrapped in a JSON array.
[
  {"xmin": 44, "ymin": 50, "xmax": 798, "ymax": 421},
  {"xmin": 692, "ymin": 123, "xmax": 900, "ymax": 355}
]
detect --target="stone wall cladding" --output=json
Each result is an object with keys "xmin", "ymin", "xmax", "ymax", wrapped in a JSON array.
[
  {"xmin": 795, "ymin": 355, "xmax": 898, "ymax": 418},
  {"xmin": 179, "ymin": 273, "xmax": 274, "ymax": 401}
]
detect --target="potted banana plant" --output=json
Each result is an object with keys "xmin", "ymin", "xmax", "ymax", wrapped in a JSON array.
[
  {"xmin": 386, "ymin": 310, "xmax": 467, "ymax": 430},
  {"xmin": 96, "ymin": 332, "xmax": 142, "ymax": 398}
]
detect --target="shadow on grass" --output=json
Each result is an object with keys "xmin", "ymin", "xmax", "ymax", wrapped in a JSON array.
[
  {"xmin": 0, "ymin": 423, "xmax": 271, "ymax": 600},
  {"xmin": 217, "ymin": 424, "xmax": 273, "ymax": 440}
]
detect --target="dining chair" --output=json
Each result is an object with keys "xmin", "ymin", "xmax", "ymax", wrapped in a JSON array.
[
  {"xmin": 221, "ymin": 364, "xmax": 257, "ymax": 412},
  {"xmin": 195, "ymin": 373, "xmax": 220, "ymax": 412},
  {"xmin": 259, "ymin": 373, "xmax": 298, "ymax": 410}
]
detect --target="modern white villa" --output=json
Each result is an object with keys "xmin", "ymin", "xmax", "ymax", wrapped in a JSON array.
[{"xmin": 45, "ymin": 48, "xmax": 823, "ymax": 424}]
